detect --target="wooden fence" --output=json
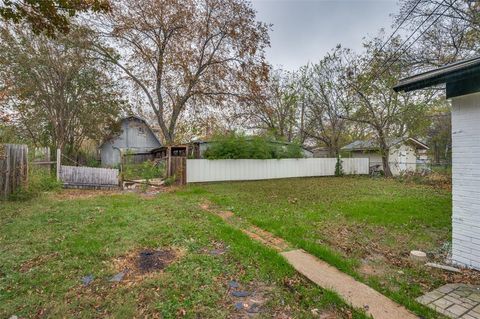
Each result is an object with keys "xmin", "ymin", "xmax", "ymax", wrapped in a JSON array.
[
  {"xmin": 60, "ymin": 165, "xmax": 119, "ymax": 189},
  {"xmin": 186, "ymin": 158, "xmax": 369, "ymax": 183},
  {"xmin": 168, "ymin": 156, "xmax": 186, "ymax": 185},
  {"xmin": 0, "ymin": 144, "xmax": 29, "ymax": 199}
]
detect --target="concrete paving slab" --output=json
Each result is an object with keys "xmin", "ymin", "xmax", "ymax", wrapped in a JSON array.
[{"xmin": 281, "ymin": 249, "xmax": 417, "ymax": 319}]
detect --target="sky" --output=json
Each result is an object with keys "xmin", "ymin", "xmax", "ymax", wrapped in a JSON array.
[{"xmin": 251, "ymin": 0, "xmax": 400, "ymax": 70}]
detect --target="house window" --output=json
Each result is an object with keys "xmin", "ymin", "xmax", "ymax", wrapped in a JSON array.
[{"xmin": 138, "ymin": 126, "xmax": 145, "ymax": 135}]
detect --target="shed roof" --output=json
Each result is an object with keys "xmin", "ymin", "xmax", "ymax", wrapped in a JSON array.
[
  {"xmin": 99, "ymin": 115, "xmax": 162, "ymax": 148},
  {"xmin": 393, "ymin": 56, "xmax": 480, "ymax": 93},
  {"xmin": 342, "ymin": 137, "xmax": 428, "ymax": 151}
]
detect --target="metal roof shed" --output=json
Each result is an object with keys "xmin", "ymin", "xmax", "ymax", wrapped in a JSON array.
[{"xmin": 394, "ymin": 56, "xmax": 480, "ymax": 270}]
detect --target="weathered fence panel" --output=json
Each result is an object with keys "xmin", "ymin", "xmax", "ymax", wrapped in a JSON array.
[
  {"xmin": 169, "ymin": 157, "xmax": 186, "ymax": 185},
  {"xmin": 0, "ymin": 144, "xmax": 29, "ymax": 199},
  {"xmin": 186, "ymin": 158, "xmax": 369, "ymax": 183},
  {"xmin": 60, "ymin": 165, "xmax": 119, "ymax": 189}
]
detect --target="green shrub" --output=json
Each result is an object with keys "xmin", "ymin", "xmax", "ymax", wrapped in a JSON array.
[
  {"xmin": 8, "ymin": 165, "xmax": 61, "ymax": 201},
  {"xmin": 335, "ymin": 155, "xmax": 344, "ymax": 177},
  {"xmin": 163, "ymin": 174, "xmax": 177, "ymax": 186},
  {"xmin": 123, "ymin": 160, "xmax": 165, "ymax": 181},
  {"xmin": 203, "ymin": 133, "xmax": 304, "ymax": 159}
]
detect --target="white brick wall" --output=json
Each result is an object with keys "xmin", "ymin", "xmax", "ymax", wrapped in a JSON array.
[{"xmin": 451, "ymin": 92, "xmax": 480, "ymax": 269}]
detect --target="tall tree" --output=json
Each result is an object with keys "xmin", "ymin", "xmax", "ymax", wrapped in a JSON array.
[
  {"xmin": 0, "ymin": 24, "xmax": 125, "ymax": 154},
  {"xmin": 344, "ymin": 38, "xmax": 431, "ymax": 176},
  {"xmin": 94, "ymin": 0, "xmax": 270, "ymax": 144},
  {"xmin": 0, "ymin": 0, "xmax": 110, "ymax": 37},
  {"xmin": 302, "ymin": 47, "xmax": 353, "ymax": 156}
]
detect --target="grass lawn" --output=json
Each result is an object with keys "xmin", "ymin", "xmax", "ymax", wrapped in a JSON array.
[
  {"xmin": 187, "ymin": 176, "xmax": 463, "ymax": 318},
  {"xmin": 0, "ymin": 190, "xmax": 367, "ymax": 318}
]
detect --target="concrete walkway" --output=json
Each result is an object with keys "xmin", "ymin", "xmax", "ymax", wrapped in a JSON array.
[
  {"xmin": 200, "ymin": 202, "xmax": 417, "ymax": 319},
  {"xmin": 282, "ymin": 249, "xmax": 417, "ymax": 319}
]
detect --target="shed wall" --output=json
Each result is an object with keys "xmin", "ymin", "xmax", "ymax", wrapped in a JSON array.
[
  {"xmin": 451, "ymin": 92, "xmax": 480, "ymax": 269},
  {"xmin": 101, "ymin": 118, "xmax": 161, "ymax": 167}
]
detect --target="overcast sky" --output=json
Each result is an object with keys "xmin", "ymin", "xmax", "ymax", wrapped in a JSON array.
[{"xmin": 251, "ymin": 0, "xmax": 399, "ymax": 70}]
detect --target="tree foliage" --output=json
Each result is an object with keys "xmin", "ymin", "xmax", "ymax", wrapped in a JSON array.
[
  {"xmin": 301, "ymin": 47, "xmax": 353, "ymax": 156},
  {"xmin": 396, "ymin": 0, "xmax": 480, "ymax": 69},
  {"xmin": 0, "ymin": 0, "xmax": 110, "ymax": 37},
  {"xmin": 203, "ymin": 133, "xmax": 304, "ymax": 159},
  {"xmin": 240, "ymin": 69, "xmax": 302, "ymax": 143},
  {"xmin": 0, "ymin": 24, "xmax": 125, "ymax": 154},
  {"xmin": 341, "ymin": 38, "xmax": 432, "ymax": 176}
]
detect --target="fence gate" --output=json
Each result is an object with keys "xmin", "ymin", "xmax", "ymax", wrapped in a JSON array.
[
  {"xmin": 60, "ymin": 165, "xmax": 119, "ymax": 189},
  {"xmin": 0, "ymin": 144, "xmax": 28, "ymax": 199}
]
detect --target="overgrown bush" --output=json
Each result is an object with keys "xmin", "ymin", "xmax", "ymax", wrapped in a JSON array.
[
  {"xmin": 8, "ymin": 165, "xmax": 61, "ymax": 201},
  {"xmin": 123, "ymin": 160, "xmax": 165, "ymax": 181},
  {"xmin": 203, "ymin": 133, "xmax": 304, "ymax": 159}
]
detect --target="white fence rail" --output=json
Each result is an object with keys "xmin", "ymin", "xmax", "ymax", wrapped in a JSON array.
[
  {"xmin": 60, "ymin": 165, "xmax": 119, "ymax": 189},
  {"xmin": 187, "ymin": 158, "xmax": 369, "ymax": 183}
]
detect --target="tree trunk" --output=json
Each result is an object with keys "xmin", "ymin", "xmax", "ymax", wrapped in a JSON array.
[
  {"xmin": 378, "ymin": 137, "xmax": 392, "ymax": 177},
  {"xmin": 381, "ymin": 152, "xmax": 392, "ymax": 177}
]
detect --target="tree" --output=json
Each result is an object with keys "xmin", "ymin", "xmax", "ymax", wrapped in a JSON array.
[
  {"xmin": 0, "ymin": 24, "xmax": 125, "ymax": 154},
  {"xmin": 240, "ymin": 69, "xmax": 301, "ymax": 142},
  {"xmin": 395, "ymin": 0, "xmax": 480, "ymax": 69},
  {"xmin": 0, "ymin": 0, "xmax": 110, "ymax": 37},
  {"xmin": 426, "ymin": 106, "xmax": 452, "ymax": 165},
  {"xmin": 94, "ymin": 0, "xmax": 270, "ymax": 144},
  {"xmin": 301, "ymin": 47, "xmax": 353, "ymax": 156},
  {"xmin": 344, "ymin": 38, "xmax": 431, "ymax": 177}
]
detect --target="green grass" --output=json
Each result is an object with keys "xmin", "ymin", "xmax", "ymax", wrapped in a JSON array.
[
  {"xmin": 189, "ymin": 176, "xmax": 452, "ymax": 318},
  {"xmin": 0, "ymin": 190, "xmax": 367, "ymax": 318}
]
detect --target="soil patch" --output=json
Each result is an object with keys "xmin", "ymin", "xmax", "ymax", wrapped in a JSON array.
[
  {"xmin": 53, "ymin": 189, "xmax": 122, "ymax": 200},
  {"xmin": 359, "ymin": 253, "xmax": 389, "ymax": 277},
  {"xmin": 242, "ymin": 226, "xmax": 290, "ymax": 252},
  {"xmin": 138, "ymin": 249, "xmax": 176, "ymax": 273},
  {"xmin": 112, "ymin": 247, "xmax": 182, "ymax": 282}
]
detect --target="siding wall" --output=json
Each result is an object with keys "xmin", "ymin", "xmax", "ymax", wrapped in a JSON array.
[
  {"xmin": 186, "ymin": 158, "xmax": 369, "ymax": 183},
  {"xmin": 388, "ymin": 144, "xmax": 417, "ymax": 176},
  {"xmin": 451, "ymin": 92, "xmax": 480, "ymax": 269},
  {"xmin": 101, "ymin": 118, "xmax": 161, "ymax": 167}
]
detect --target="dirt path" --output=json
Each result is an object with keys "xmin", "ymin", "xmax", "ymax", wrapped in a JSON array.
[{"xmin": 200, "ymin": 202, "xmax": 418, "ymax": 319}]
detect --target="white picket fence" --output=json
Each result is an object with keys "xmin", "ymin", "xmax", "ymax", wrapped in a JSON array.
[
  {"xmin": 186, "ymin": 158, "xmax": 369, "ymax": 183},
  {"xmin": 60, "ymin": 165, "xmax": 119, "ymax": 189}
]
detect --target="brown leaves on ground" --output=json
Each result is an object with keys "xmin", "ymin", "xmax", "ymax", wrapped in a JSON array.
[
  {"xmin": 52, "ymin": 189, "xmax": 122, "ymax": 200},
  {"xmin": 19, "ymin": 252, "xmax": 59, "ymax": 273}
]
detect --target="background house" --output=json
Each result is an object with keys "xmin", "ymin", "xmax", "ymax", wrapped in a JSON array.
[
  {"xmin": 100, "ymin": 116, "xmax": 162, "ymax": 167},
  {"xmin": 341, "ymin": 137, "xmax": 429, "ymax": 176},
  {"xmin": 311, "ymin": 146, "xmax": 331, "ymax": 158}
]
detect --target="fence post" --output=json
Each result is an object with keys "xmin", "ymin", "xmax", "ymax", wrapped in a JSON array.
[{"xmin": 56, "ymin": 149, "xmax": 61, "ymax": 182}]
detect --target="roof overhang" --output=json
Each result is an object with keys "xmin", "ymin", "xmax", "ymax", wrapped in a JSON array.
[
  {"xmin": 393, "ymin": 56, "xmax": 480, "ymax": 99},
  {"xmin": 405, "ymin": 138, "xmax": 429, "ymax": 150}
]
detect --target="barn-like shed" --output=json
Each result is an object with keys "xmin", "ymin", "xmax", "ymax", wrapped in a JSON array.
[{"xmin": 100, "ymin": 116, "xmax": 162, "ymax": 167}]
